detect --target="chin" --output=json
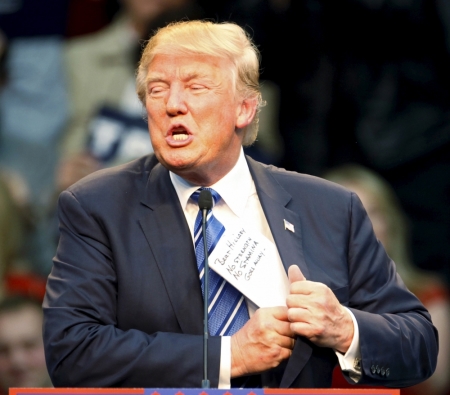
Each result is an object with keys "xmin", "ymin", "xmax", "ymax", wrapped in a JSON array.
[
  {"xmin": 158, "ymin": 151, "xmax": 196, "ymax": 170},
  {"xmin": 161, "ymin": 158, "xmax": 193, "ymax": 174}
]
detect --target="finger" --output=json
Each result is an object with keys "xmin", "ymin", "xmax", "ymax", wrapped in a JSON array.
[
  {"xmin": 289, "ymin": 321, "xmax": 315, "ymax": 339},
  {"xmin": 286, "ymin": 294, "xmax": 312, "ymax": 308},
  {"xmin": 268, "ymin": 322, "xmax": 296, "ymax": 349},
  {"xmin": 270, "ymin": 305, "xmax": 290, "ymax": 322},
  {"xmin": 288, "ymin": 265, "xmax": 306, "ymax": 284},
  {"xmin": 287, "ymin": 306, "xmax": 311, "ymax": 324},
  {"xmin": 277, "ymin": 334, "xmax": 296, "ymax": 350},
  {"xmin": 289, "ymin": 278, "xmax": 326, "ymax": 295},
  {"xmin": 273, "ymin": 318, "xmax": 296, "ymax": 338}
]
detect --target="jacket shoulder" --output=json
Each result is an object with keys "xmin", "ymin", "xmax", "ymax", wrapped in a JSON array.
[
  {"xmin": 253, "ymin": 160, "xmax": 352, "ymax": 203},
  {"xmin": 65, "ymin": 154, "xmax": 158, "ymax": 204}
]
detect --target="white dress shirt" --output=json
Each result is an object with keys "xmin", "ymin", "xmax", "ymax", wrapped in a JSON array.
[{"xmin": 170, "ymin": 148, "xmax": 361, "ymax": 387}]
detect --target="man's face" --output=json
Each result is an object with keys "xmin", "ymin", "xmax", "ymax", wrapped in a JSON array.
[
  {"xmin": 145, "ymin": 53, "xmax": 256, "ymax": 185},
  {"xmin": 0, "ymin": 306, "xmax": 51, "ymax": 390}
]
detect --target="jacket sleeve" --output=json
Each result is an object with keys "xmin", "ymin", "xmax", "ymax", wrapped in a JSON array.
[
  {"xmin": 43, "ymin": 189, "xmax": 221, "ymax": 388},
  {"xmin": 345, "ymin": 192, "xmax": 438, "ymax": 386}
]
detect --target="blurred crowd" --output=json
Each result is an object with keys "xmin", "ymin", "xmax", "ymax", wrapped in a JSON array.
[{"xmin": 0, "ymin": 0, "xmax": 449, "ymax": 394}]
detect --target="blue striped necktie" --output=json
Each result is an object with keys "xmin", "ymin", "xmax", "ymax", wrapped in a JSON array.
[{"xmin": 192, "ymin": 188, "xmax": 249, "ymax": 336}]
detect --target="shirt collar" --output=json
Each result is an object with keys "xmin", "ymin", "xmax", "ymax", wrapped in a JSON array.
[{"xmin": 170, "ymin": 148, "xmax": 254, "ymax": 218}]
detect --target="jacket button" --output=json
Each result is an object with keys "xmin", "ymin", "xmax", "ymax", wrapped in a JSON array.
[
  {"xmin": 386, "ymin": 368, "xmax": 390, "ymax": 377},
  {"xmin": 371, "ymin": 365, "xmax": 377, "ymax": 374},
  {"xmin": 381, "ymin": 367, "xmax": 386, "ymax": 376},
  {"xmin": 376, "ymin": 365, "xmax": 381, "ymax": 374}
]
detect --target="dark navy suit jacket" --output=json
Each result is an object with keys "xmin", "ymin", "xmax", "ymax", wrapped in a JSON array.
[{"xmin": 43, "ymin": 154, "xmax": 438, "ymax": 388}]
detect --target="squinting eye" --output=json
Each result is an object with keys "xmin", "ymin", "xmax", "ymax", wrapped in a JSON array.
[{"xmin": 148, "ymin": 86, "xmax": 167, "ymax": 96}]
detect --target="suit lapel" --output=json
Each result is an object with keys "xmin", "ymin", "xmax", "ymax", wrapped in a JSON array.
[
  {"xmin": 139, "ymin": 162, "xmax": 204, "ymax": 335},
  {"xmin": 137, "ymin": 156, "xmax": 314, "ymax": 385},
  {"xmin": 247, "ymin": 157, "xmax": 313, "ymax": 387},
  {"xmin": 247, "ymin": 157, "xmax": 310, "ymax": 280}
]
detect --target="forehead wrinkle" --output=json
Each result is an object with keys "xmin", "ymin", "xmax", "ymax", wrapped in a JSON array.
[
  {"xmin": 146, "ymin": 56, "xmax": 238, "ymax": 96},
  {"xmin": 178, "ymin": 66, "xmax": 217, "ymax": 82},
  {"xmin": 146, "ymin": 68, "xmax": 213, "ymax": 86},
  {"xmin": 146, "ymin": 72, "xmax": 167, "ymax": 85}
]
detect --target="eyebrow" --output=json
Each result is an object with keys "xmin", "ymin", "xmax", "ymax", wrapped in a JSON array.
[
  {"xmin": 146, "ymin": 74, "xmax": 166, "ymax": 85},
  {"xmin": 181, "ymin": 70, "xmax": 210, "ymax": 80}
]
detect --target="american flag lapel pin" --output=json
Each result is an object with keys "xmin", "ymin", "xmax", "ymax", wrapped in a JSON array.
[{"xmin": 284, "ymin": 219, "xmax": 295, "ymax": 233}]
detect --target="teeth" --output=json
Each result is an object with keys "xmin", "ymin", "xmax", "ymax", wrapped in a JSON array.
[{"xmin": 173, "ymin": 134, "xmax": 188, "ymax": 141}]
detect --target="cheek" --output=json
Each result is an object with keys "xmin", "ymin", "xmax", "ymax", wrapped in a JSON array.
[
  {"xmin": 146, "ymin": 102, "xmax": 165, "ymax": 123},
  {"xmin": 147, "ymin": 116, "xmax": 165, "ymax": 145}
]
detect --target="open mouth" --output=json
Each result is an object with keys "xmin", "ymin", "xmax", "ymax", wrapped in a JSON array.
[
  {"xmin": 170, "ymin": 125, "xmax": 190, "ymax": 141},
  {"xmin": 173, "ymin": 131, "xmax": 189, "ymax": 141}
]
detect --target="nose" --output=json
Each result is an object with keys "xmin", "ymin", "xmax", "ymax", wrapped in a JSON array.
[{"xmin": 166, "ymin": 85, "xmax": 188, "ymax": 116}]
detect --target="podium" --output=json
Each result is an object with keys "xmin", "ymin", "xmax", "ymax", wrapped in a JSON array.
[{"xmin": 9, "ymin": 388, "xmax": 400, "ymax": 395}]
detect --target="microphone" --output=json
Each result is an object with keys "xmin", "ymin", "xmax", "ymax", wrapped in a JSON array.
[
  {"xmin": 198, "ymin": 189, "xmax": 213, "ymax": 388},
  {"xmin": 198, "ymin": 189, "xmax": 213, "ymax": 212}
]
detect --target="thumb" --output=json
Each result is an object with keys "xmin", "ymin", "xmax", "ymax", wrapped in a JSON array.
[{"xmin": 288, "ymin": 265, "xmax": 306, "ymax": 284}]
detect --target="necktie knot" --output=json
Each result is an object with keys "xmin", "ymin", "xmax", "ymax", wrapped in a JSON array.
[{"xmin": 191, "ymin": 187, "xmax": 221, "ymax": 208}]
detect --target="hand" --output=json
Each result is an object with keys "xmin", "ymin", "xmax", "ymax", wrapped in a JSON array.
[
  {"xmin": 230, "ymin": 306, "xmax": 295, "ymax": 377},
  {"xmin": 286, "ymin": 265, "xmax": 354, "ymax": 353}
]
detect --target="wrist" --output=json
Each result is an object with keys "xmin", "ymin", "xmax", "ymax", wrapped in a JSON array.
[
  {"xmin": 230, "ymin": 334, "xmax": 247, "ymax": 378},
  {"xmin": 335, "ymin": 307, "xmax": 354, "ymax": 353}
]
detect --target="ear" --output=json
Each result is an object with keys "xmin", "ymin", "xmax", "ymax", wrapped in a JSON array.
[{"xmin": 235, "ymin": 96, "xmax": 258, "ymax": 129}]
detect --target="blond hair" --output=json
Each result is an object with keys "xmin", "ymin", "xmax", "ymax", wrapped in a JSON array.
[{"xmin": 136, "ymin": 20, "xmax": 263, "ymax": 146}]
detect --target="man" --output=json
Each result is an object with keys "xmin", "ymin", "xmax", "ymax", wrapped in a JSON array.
[
  {"xmin": 58, "ymin": 0, "xmax": 203, "ymax": 191},
  {"xmin": 43, "ymin": 20, "xmax": 438, "ymax": 389},
  {"xmin": 0, "ymin": 297, "xmax": 52, "ymax": 394}
]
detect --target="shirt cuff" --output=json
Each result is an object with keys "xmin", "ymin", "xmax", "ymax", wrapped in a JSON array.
[
  {"xmin": 334, "ymin": 307, "xmax": 362, "ymax": 383},
  {"xmin": 219, "ymin": 336, "xmax": 231, "ymax": 388}
]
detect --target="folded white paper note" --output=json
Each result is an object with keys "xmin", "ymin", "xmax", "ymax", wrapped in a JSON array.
[{"xmin": 209, "ymin": 224, "xmax": 290, "ymax": 307}]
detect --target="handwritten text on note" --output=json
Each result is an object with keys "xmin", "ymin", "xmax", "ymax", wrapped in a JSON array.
[{"xmin": 209, "ymin": 224, "xmax": 289, "ymax": 307}]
